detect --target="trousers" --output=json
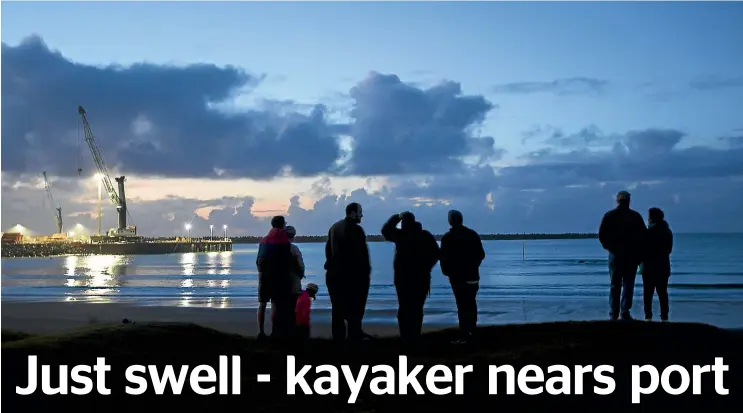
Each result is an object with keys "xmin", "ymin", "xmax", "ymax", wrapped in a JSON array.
[
  {"xmin": 608, "ymin": 254, "xmax": 638, "ymax": 319},
  {"xmin": 450, "ymin": 279, "xmax": 479, "ymax": 335},
  {"xmin": 395, "ymin": 282, "xmax": 429, "ymax": 340},
  {"xmin": 326, "ymin": 276, "xmax": 369, "ymax": 341},
  {"xmin": 642, "ymin": 274, "xmax": 669, "ymax": 320},
  {"xmin": 271, "ymin": 294, "xmax": 298, "ymax": 339}
]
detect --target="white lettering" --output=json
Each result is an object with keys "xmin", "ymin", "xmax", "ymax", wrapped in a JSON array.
[{"xmin": 16, "ymin": 356, "xmax": 110, "ymax": 396}]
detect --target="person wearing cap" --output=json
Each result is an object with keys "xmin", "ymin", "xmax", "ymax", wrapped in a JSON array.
[
  {"xmin": 598, "ymin": 191, "xmax": 648, "ymax": 321},
  {"xmin": 381, "ymin": 211, "xmax": 440, "ymax": 342},
  {"xmin": 256, "ymin": 215, "xmax": 298, "ymax": 339},
  {"xmin": 324, "ymin": 202, "xmax": 373, "ymax": 341},
  {"xmin": 440, "ymin": 210, "xmax": 486, "ymax": 344},
  {"xmin": 295, "ymin": 282, "xmax": 319, "ymax": 340}
]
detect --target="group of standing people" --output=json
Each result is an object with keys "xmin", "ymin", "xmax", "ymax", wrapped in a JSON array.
[
  {"xmin": 257, "ymin": 202, "xmax": 486, "ymax": 343},
  {"xmin": 255, "ymin": 215, "xmax": 318, "ymax": 340},
  {"xmin": 599, "ymin": 190, "xmax": 674, "ymax": 321},
  {"xmin": 324, "ymin": 203, "xmax": 486, "ymax": 343},
  {"xmin": 256, "ymin": 191, "xmax": 670, "ymax": 342}
]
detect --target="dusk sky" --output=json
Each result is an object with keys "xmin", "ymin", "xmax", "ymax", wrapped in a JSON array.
[{"xmin": 2, "ymin": 1, "xmax": 742, "ymax": 236}]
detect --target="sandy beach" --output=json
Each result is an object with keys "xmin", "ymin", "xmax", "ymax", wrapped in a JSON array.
[
  {"xmin": 4, "ymin": 298, "xmax": 743, "ymax": 338},
  {"xmin": 0, "ymin": 301, "xmax": 422, "ymax": 337}
]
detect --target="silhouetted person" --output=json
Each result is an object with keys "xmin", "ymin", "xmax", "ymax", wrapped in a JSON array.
[
  {"xmin": 381, "ymin": 212, "xmax": 440, "ymax": 342},
  {"xmin": 641, "ymin": 207, "xmax": 673, "ymax": 321},
  {"xmin": 256, "ymin": 216, "xmax": 297, "ymax": 339},
  {"xmin": 324, "ymin": 202, "xmax": 372, "ymax": 341},
  {"xmin": 598, "ymin": 191, "xmax": 648, "ymax": 321},
  {"xmin": 440, "ymin": 210, "xmax": 485, "ymax": 343}
]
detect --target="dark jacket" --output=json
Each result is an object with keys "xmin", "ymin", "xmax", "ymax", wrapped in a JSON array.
[
  {"xmin": 381, "ymin": 216, "xmax": 440, "ymax": 287},
  {"xmin": 641, "ymin": 220, "xmax": 673, "ymax": 278},
  {"xmin": 256, "ymin": 228, "xmax": 296, "ymax": 297},
  {"xmin": 324, "ymin": 218, "xmax": 372, "ymax": 283},
  {"xmin": 439, "ymin": 225, "xmax": 486, "ymax": 283},
  {"xmin": 598, "ymin": 205, "xmax": 647, "ymax": 265}
]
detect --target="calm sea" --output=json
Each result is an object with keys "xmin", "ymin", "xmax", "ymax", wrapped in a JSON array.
[{"xmin": 3, "ymin": 235, "xmax": 743, "ymax": 328}]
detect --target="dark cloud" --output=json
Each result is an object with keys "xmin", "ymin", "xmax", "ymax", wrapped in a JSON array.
[
  {"xmin": 498, "ymin": 128, "xmax": 743, "ymax": 189},
  {"xmin": 4, "ymin": 36, "xmax": 743, "ymax": 235},
  {"xmin": 492, "ymin": 77, "xmax": 609, "ymax": 96},
  {"xmin": 2, "ymin": 36, "xmax": 342, "ymax": 180},
  {"xmin": 342, "ymin": 72, "xmax": 499, "ymax": 176},
  {"xmin": 2, "ymin": 37, "xmax": 500, "ymax": 180}
]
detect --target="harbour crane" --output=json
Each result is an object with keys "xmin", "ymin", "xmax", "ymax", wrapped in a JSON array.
[
  {"xmin": 77, "ymin": 105, "xmax": 137, "ymax": 238},
  {"xmin": 42, "ymin": 171, "xmax": 63, "ymax": 234}
]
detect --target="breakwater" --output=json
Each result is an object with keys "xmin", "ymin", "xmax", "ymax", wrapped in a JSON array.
[
  {"xmin": 232, "ymin": 232, "xmax": 599, "ymax": 244},
  {"xmin": 1, "ymin": 240, "xmax": 232, "ymax": 258}
]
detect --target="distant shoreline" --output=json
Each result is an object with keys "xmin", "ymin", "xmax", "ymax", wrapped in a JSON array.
[{"xmin": 231, "ymin": 232, "xmax": 599, "ymax": 244}]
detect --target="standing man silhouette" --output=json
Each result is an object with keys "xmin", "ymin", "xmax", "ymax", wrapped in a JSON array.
[
  {"xmin": 598, "ymin": 191, "xmax": 648, "ymax": 321},
  {"xmin": 381, "ymin": 211, "xmax": 440, "ymax": 342},
  {"xmin": 440, "ymin": 210, "xmax": 485, "ymax": 344},
  {"xmin": 324, "ymin": 202, "xmax": 372, "ymax": 341}
]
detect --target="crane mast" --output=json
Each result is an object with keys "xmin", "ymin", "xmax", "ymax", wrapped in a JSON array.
[
  {"xmin": 42, "ymin": 171, "xmax": 63, "ymax": 234},
  {"xmin": 77, "ymin": 105, "xmax": 136, "ymax": 237}
]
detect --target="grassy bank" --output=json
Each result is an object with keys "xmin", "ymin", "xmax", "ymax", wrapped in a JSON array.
[{"xmin": 3, "ymin": 321, "xmax": 741, "ymax": 411}]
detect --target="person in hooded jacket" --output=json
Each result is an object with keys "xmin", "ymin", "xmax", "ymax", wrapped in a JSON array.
[
  {"xmin": 439, "ymin": 210, "xmax": 485, "ymax": 344},
  {"xmin": 641, "ymin": 207, "xmax": 673, "ymax": 321},
  {"xmin": 256, "ymin": 216, "xmax": 297, "ymax": 339},
  {"xmin": 381, "ymin": 211, "xmax": 440, "ymax": 341}
]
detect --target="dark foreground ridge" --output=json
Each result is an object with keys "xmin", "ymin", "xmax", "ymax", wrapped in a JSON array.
[
  {"xmin": 2, "ymin": 321, "xmax": 741, "ymax": 411},
  {"xmin": 233, "ymin": 232, "xmax": 599, "ymax": 244}
]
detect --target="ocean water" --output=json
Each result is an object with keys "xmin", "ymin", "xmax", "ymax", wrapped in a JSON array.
[{"xmin": 2, "ymin": 235, "xmax": 743, "ymax": 328}]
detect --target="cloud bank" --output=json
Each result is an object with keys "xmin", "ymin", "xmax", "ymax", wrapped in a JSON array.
[{"xmin": 3, "ymin": 35, "xmax": 743, "ymax": 236}]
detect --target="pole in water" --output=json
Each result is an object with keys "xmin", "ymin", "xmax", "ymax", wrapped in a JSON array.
[{"xmin": 522, "ymin": 241, "xmax": 525, "ymax": 261}]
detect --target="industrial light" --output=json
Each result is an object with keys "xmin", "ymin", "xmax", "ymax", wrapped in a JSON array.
[
  {"xmin": 92, "ymin": 173, "xmax": 104, "ymax": 181},
  {"xmin": 185, "ymin": 223, "xmax": 192, "ymax": 230},
  {"xmin": 223, "ymin": 225, "xmax": 227, "ymax": 229}
]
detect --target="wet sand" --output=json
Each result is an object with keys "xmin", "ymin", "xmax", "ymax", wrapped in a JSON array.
[{"xmin": 0, "ymin": 301, "xmax": 418, "ymax": 337}]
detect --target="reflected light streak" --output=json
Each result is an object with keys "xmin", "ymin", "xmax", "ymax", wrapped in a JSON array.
[
  {"xmin": 180, "ymin": 253, "xmax": 196, "ymax": 276},
  {"xmin": 65, "ymin": 256, "xmax": 78, "ymax": 276}
]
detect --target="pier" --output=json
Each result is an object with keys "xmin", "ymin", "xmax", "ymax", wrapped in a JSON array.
[{"xmin": 1, "ymin": 239, "xmax": 233, "ymax": 258}]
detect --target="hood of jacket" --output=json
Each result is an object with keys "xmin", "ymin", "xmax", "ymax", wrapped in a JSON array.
[
  {"xmin": 262, "ymin": 227, "xmax": 290, "ymax": 244},
  {"xmin": 648, "ymin": 220, "xmax": 668, "ymax": 230}
]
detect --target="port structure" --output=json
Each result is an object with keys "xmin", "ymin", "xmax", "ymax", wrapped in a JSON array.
[
  {"xmin": 41, "ymin": 171, "xmax": 63, "ymax": 234},
  {"xmin": 78, "ymin": 106, "xmax": 137, "ymax": 239}
]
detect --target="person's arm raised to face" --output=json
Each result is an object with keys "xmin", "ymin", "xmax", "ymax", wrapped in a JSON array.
[{"xmin": 381, "ymin": 214, "xmax": 402, "ymax": 242}]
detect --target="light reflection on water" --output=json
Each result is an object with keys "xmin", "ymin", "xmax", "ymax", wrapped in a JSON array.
[
  {"xmin": 3, "ymin": 237, "xmax": 743, "ymax": 316},
  {"xmin": 51, "ymin": 251, "xmax": 234, "ymax": 306}
]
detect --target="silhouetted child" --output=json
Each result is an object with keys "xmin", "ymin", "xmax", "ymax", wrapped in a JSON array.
[{"xmin": 295, "ymin": 282, "xmax": 319, "ymax": 339}]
